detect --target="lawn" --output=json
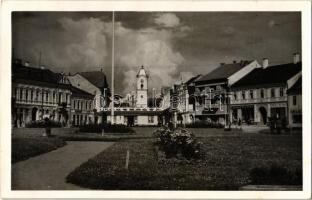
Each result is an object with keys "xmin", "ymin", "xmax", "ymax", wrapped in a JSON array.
[
  {"xmin": 12, "ymin": 135, "xmax": 66, "ymax": 163},
  {"xmin": 66, "ymin": 131, "xmax": 302, "ymax": 190}
]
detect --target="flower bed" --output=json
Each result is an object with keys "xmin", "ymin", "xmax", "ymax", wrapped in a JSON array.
[{"xmin": 153, "ymin": 127, "xmax": 201, "ymax": 159}]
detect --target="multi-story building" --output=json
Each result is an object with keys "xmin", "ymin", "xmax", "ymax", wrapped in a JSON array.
[
  {"xmin": 12, "ymin": 59, "xmax": 72, "ymax": 127},
  {"xmin": 71, "ymin": 86, "xmax": 95, "ymax": 126},
  {"xmin": 193, "ymin": 60, "xmax": 261, "ymax": 125},
  {"xmin": 287, "ymin": 75, "xmax": 302, "ymax": 128},
  {"xmin": 68, "ymin": 70, "xmax": 109, "ymax": 124},
  {"xmin": 170, "ymin": 75, "xmax": 202, "ymax": 125},
  {"xmin": 230, "ymin": 54, "xmax": 301, "ymax": 125}
]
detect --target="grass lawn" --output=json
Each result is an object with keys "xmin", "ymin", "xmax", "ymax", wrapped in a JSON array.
[
  {"xmin": 66, "ymin": 131, "xmax": 302, "ymax": 190},
  {"xmin": 12, "ymin": 135, "xmax": 66, "ymax": 163}
]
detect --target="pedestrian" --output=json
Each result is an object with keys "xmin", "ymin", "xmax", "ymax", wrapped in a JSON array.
[
  {"xmin": 276, "ymin": 117, "xmax": 282, "ymax": 134},
  {"xmin": 238, "ymin": 118, "xmax": 242, "ymax": 130}
]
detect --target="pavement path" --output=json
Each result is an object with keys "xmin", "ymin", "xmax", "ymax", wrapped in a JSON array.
[{"xmin": 12, "ymin": 141, "xmax": 114, "ymax": 190}]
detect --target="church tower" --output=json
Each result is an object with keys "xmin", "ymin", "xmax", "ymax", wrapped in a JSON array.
[{"xmin": 136, "ymin": 65, "xmax": 148, "ymax": 108}]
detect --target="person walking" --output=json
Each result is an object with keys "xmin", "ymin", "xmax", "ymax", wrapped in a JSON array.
[{"xmin": 276, "ymin": 117, "xmax": 282, "ymax": 134}]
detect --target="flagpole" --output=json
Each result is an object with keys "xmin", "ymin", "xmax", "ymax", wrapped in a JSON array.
[{"xmin": 111, "ymin": 11, "xmax": 115, "ymax": 124}]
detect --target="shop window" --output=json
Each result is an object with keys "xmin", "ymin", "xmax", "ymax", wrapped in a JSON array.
[
  {"xmin": 292, "ymin": 114, "xmax": 302, "ymax": 123},
  {"xmin": 148, "ymin": 116, "xmax": 154, "ymax": 123}
]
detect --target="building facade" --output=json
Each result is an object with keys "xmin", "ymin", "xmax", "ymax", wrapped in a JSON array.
[
  {"xmin": 193, "ymin": 60, "xmax": 261, "ymax": 125},
  {"xmin": 287, "ymin": 75, "xmax": 302, "ymax": 128},
  {"xmin": 12, "ymin": 59, "xmax": 72, "ymax": 127},
  {"xmin": 68, "ymin": 71, "xmax": 109, "ymax": 124},
  {"xmin": 71, "ymin": 86, "xmax": 95, "ymax": 126},
  {"xmin": 230, "ymin": 55, "xmax": 301, "ymax": 125}
]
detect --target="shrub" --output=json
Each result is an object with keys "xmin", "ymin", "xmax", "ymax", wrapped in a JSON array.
[
  {"xmin": 185, "ymin": 121, "xmax": 224, "ymax": 129},
  {"xmin": 25, "ymin": 120, "xmax": 62, "ymax": 128},
  {"xmin": 249, "ymin": 163, "xmax": 302, "ymax": 185},
  {"xmin": 153, "ymin": 126, "xmax": 202, "ymax": 159},
  {"xmin": 79, "ymin": 123, "xmax": 135, "ymax": 134}
]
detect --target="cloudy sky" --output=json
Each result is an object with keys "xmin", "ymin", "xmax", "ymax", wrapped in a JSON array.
[{"xmin": 12, "ymin": 12, "xmax": 301, "ymax": 94}]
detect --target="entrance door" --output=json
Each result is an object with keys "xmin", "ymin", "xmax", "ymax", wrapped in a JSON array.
[
  {"xmin": 31, "ymin": 107, "xmax": 38, "ymax": 121},
  {"xmin": 127, "ymin": 116, "xmax": 134, "ymax": 126},
  {"xmin": 259, "ymin": 107, "xmax": 267, "ymax": 124}
]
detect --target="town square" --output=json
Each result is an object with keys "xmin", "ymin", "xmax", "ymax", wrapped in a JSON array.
[{"xmin": 5, "ymin": 9, "xmax": 306, "ymax": 194}]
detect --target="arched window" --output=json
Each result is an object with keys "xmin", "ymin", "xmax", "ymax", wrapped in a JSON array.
[{"xmin": 140, "ymin": 79, "xmax": 144, "ymax": 89}]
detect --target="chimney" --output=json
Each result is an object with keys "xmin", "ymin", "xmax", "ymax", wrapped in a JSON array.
[
  {"xmin": 24, "ymin": 61, "xmax": 30, "ymax": 67},
  {"xmin": 233, "ymin": 60, "xmax": 237, "ymax": 64},
  {"xmin": 293, "ymin": 53, "xmax": 300, "ymax": 64},
  {"xmin": 220, "ymin": 62, "xmax": 225, "ymax": 66},
  {"xmin": 262, "ymin": 58, "xmax": 269, "ymax": 68},
  {"xmin": 40, "ymin": 65, "xmax": 45, "ymax": 70}
]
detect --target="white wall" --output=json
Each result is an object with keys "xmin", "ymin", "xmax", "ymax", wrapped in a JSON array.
[
  {"xmin": 68, "ymin": 74, "xmax": 103, "ymax": 111},
  {"xmin": 228, "ymin": 60, "xmax": 261, "ymax": 86}
]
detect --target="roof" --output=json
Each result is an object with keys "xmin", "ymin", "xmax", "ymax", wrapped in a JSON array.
[
  {"xmin": 12, "ymin": 62, "xmax": 71, "ymax": 89},
  {"xmin": 288, "ymin": 77, "xmax": 301, "ymax": 95},
  {"xmin": 231, "ymin": 62, "xmax": 302, "ymax": 89},
  {"xmin": 195, "ymin": 61, "xmax": 252, "ymax": 84},
  {"xmin": 137, "ymin": 65, "xmax": 148, "ymax": 77},
  {"xmin": 71, "ymin": 86, "xmax": 94, "ymax": 99},
  {"xmin": 185, "ymin": 74, "xmax": 202, "ymax": 85},
  {"xmin": 79, "ymin": 71, "xmax": 108, "ymax": 89}
]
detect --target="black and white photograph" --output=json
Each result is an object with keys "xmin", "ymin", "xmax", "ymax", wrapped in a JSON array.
[{"xmin": 1, "ymin": 0, "xmax": 311, "ymax": 199}]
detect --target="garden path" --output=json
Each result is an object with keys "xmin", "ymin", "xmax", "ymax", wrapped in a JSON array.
[{"xmin": 12, "ymin": 141, "xmax": 114, "ymax": 190}]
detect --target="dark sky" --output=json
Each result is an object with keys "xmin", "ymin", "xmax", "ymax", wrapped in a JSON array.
[{"xmin": 12, "ymin": 12, "xmax": 301, "ymax": 94}]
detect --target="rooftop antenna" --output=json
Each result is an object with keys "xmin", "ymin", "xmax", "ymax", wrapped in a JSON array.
[{"xmin": 111, "ymin": 11, "xmax": 115, "ymax": 124}]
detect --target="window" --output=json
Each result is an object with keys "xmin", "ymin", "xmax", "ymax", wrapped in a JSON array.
[
  {"xmin": 271, "ymin": 88, "xmax": 275, "ymax": 97},
  {"xmin": 59, "ymin": 93, "xmax": 62, "ymax": 103},
  {"xmin": 25, "ymin": 90, "xmax": 28, "ymax": 101},
  {"xmin": 30, "ymin": 90, "xmax": 33, "ymax": 101},
  {"xmin": 233, "ymin": 92, "xmax": 237, "ymax": 100},
  {"xmin": 140, "ymin": 79, "xmax": 144, "ymax": 89},
  {"xmin": 46, "ymin": 92, "xmax": 49, "ymax": 102},
  {"xmin": 250, "ymin": 90, "xmax": 253, "ymax": 99},
  {"xmin": 293, "ymin": 95, "xmax": 297, "ymax": 106},
  {"xmin": 148, "ymin": 116, "xmax": 154, "ymax": 123},
  {"xmin": 279, "ymin": 88, "xmax": 284, "ymax": 97},
  {"xmin": 36, "ymin": 91, "xmax": 39, "ymax": 101},
  {"xmin": 20, "ymin": 89, "xmax": 23, "ymax": 100},
  {"xmin": 260, "ymin": 89, "xmax": 264, "ymax": 98},
  {"xmin": 242, "ymin": 91, "xmax": 245, "ymax": 99},
  {"xmin": 74, "ymin": 100, "xmax": 76, "ymax": 109},
  {"xmin": 141, "ymin": 95, "xmax": 144, "ymax": 99},
  {"xmin": 85, "ymin": 101, "xmax": 88, "ymax": 110},
  {"xmin": 53, "ymin": 92, "xmax": 56, "ymax": 102}
]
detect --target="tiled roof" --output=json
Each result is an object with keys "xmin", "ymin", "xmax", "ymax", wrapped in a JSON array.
[
  {"xmin": 12, "ymin": 63, "xmax": 70, "ymax": 89},
  {"xmin": 231, "ymin": 62, "xmax": 302, "ymax": 89},
  {"xmin": 288, "ymin": 77, "xmax": 301, "ymax": 95},
  {"xmin": 71, "ymin": 86, "xmax": 94, "ymax": 99},
  {"xmin": 195, "ymin": 61, "xmax": 252, "ymax": 84},
  {"xmin": 79, "ymin": 71, "xmax": 108, "ymax": 89},
  {"xmin": 185, "ymin": 74, "xmax": 202, "ymax": 85}
]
